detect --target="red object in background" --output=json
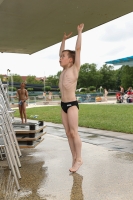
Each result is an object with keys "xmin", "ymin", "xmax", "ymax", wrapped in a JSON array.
[
  {"xmin": 116, "ymin": 92, "xmax": 121, "ymax": 97},
  {"xmin": 127, "ymin": 91, "xmax": 131, "ymax": 95}
]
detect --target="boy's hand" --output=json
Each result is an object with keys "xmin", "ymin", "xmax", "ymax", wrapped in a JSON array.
[
  {"xmin": 77, "ymin": 23, "xmax": 84, "ymax": 32},
  {"xmin": 63, "ymin": 32, "xmax": 73, "ymax": 40}
]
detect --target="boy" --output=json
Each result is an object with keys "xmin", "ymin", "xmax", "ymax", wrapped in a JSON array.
[
  {"xmin": 16, "ymin": 82, "xmax": 28, "ymax": 123},
  {"xmin": 59, "ymin": 23, "xmax": 84, "ymax": 172}
]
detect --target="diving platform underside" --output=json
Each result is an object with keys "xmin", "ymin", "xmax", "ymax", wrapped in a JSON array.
[{"xmin": 0, "ymin": 0, "xmax": 133, "ymax": 54}]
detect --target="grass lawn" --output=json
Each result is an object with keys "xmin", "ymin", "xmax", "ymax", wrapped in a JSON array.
[{"xmin": 14, "ymin": 104, "xmax": 133, "ymax": 134}]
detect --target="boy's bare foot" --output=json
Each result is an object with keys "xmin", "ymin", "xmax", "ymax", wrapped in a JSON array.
[
  {"xmin": 69, "ymin": 160, "xmax": 83, "ymax": 173},
  {"xmin": 72, "ymin": 158, "xmax": 76, "ymax": 167}
]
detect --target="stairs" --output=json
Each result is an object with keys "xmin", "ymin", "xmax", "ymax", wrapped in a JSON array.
[{"xmin": 13, "ymin": 121, "xmax": 46, "ymax": 148}]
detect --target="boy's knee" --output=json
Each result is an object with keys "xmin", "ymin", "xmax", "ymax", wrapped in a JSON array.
[
  {"xmin": 70, "ymin": 130, "xmax": 77, "ymax": 138},
  {"xmin": 66, "ymin": 130, "xmax": 71, "ymax": 137}
]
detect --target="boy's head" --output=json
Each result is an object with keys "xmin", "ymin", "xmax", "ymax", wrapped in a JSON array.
[
  {"xmin": 20, "ymin": 82, "xmax": 26, "ymax": 88},
  {"xmin": 60, "ymin": 50, "xmax": 75, "ymax": 67},
  {"xmin": 63, "ymin": 50, "xmax": 75, "ymax": 64}
]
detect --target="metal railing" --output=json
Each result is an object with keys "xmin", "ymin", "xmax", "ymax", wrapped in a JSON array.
[
  {"xmin": 9, "ymin": 93, "xmax": 105, "ymax": 106},
  {"xmin": 9, "ymin": 94, "xmax": 61, "ymax": 106}
]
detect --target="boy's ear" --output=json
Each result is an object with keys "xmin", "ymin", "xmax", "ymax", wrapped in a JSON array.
[{"xmin": 69, "ymin": 57, "xmax": 73, "ymax": 63}]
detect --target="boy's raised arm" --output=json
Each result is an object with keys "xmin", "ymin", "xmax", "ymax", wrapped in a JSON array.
[
  {"xmin": 74, "ymin": 23, "xmax": 84, "ymax": 70},
  {"xmin": 59, "ymin": 32, "xmax": 72, "ymax": 57}
]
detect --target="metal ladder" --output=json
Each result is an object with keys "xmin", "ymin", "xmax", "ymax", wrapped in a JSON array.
[
  {"xmin": 0, "ymin": 80, "xmax": 21, "ymax": 190},
  {"xmin": 0, "ymin": 79, "xmax": 21, "ymax": 157}
]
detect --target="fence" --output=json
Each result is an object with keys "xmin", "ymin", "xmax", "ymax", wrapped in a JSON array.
[{"xmin": 9, "ymin": 93, "xmax": 106, "ymax": 106}]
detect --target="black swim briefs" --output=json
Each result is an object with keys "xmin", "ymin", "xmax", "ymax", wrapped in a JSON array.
[{"xmin": 61, "ymin": 100, "xmax": 79, "ymax": 113}]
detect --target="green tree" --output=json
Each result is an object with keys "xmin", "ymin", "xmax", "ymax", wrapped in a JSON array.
[
  {"xmin": 89, "ymin": 86, "xmax": 96, "ymax": 92},
  {"xmin": 113, "ymin": 68, "xmax": 122, "ymax": 90},
  {"xmin": 77, "ymin": 63, "xmax": 102, "ymax": 89},
  {"xmin": 99, "ymin": 64, "xmax": 115, "ymax": 90},
  {"xmin": 45, "ymin": 86, "xmax": 51, "ymax": 91},
  {"xmin": 8, "ymin": 86, "xmax": 17, "ymax": 91},
  {"xmin": 57, "ymin": 71, "xmax": 62, "ymax": 78},
  {"xmin": 45, "ymin": 75, "xmax": 59, "ymax": 87},
  {"xmin": 26, "ymin": 75, "xmax": 40, "ymax": 84},
  {"xmin": 8, "ymin": 74, "xmax": 23, "ymax": 83},
  {"xmin": 120, "ymin": 65, "xmax": 133, "ymax": 90}
]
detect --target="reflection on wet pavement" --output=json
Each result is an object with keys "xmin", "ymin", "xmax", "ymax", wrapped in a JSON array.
[
  {"xmin": 70, "ymin": 173, "xmax": 83, "ymax": 200},
  {"xmin": 114, "ymin": 152, "xmax": 133, "ymax": 162},
  {"xmin": 17, "ymin": 150, "xmax": 47, "ymax": 199},
  {"xmin": 0, "ymin": 168, "xmax": 18, "ymax": 200}
]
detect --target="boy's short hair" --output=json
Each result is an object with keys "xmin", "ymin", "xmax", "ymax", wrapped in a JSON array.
[
  {"xmin": 21, "ymin": 82, "xmax": 26, "ymax": 86},
  {"xmin": 62, "ymin": 50, "xmax": 75, "ymax": 64}
]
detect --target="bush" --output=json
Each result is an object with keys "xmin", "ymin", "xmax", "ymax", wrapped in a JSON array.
[
  {"xmin": 8, "ymin": 87, "xmax": 16, "ymax": 91},
  {"xmin": 27, "ymin": 88, "xmax": 33, "ymax": 91},
  {"xmin": 45, "ymin": 86, "xmax": 51, "ymax": 91},
  {"xmin": 89, "ymin": 86, "xmax": 96, "ymax": 92},
  {"xmin": 80, "ymin": 88, "xmax": 87, "ymax": 92}
]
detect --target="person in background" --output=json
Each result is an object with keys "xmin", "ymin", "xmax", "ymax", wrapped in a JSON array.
[
  {"xmin": 48, "ymin": 91, "xmax": 52, "ymax": 101},
  {"xmin": 43, "ymin": 92, "xmax": 46, "ymax": 101},
  {"xmin": 120, "ymin": 86, "xmax": 124, "ymax": 102},
  {"xmin": 120, "ymin": 86, "xmax": 124, "ymax": 95},
  {"xmin": 104, "ymin": 88, "xmax": 108, "ymax": 101},
  {"xmin": 16, "ymin": 82, "xmax": 28, "ymax": 123}
]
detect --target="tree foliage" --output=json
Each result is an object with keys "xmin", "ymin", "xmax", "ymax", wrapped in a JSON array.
[
  {"xmin": 45, "ymin": 86, "xmax": 51, "ymax": 91},
  {"xmin": 8, "ymin": 86, "xmax": 17, "ymax": 91},
  {"xmin": 120, "ymin": 66, "xmax": 133, "ymax": 90},
  {"xmin": 99, "ymin": 64, "xmax": 115, "ymax": 90},
  {"xmin": 9, "ymin": 74, "xmax": 23, "ymax": 83},
  {"xmin": 56, "ymin": 63, "xmax": 133, "ymax": 91},
  {"xmin": 26, "ymin": 75, "xmax": 40, "ymax": 84},
  {"xmin": 1, "ymin": 63, "xmax": 133, "ymax": 92},
  {"xmin": 45, "ymin": 75, "xmax": 59, "ymax": 87}
]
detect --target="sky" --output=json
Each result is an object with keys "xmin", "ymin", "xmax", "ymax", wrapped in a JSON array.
[{"xmin": 1, "ymin": 12, "xmax": 133, "ymax": 78}]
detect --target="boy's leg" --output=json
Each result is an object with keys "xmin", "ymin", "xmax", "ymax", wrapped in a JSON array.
[
  {"xmin": 61, "ymin": 110, "xmax": 76, "ymax": 166},
  {"xmin": 19, "ymin": 105, "xmax": 24, "ymax": 123},
  {"xmin": 67, "ymin": 106, "xmax": 82, "ymax": 172},
  {"xmin": 22, "ymin": 102, "xmax": 27, "ymax": 123}
]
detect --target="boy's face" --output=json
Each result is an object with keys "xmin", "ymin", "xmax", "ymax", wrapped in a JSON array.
[
  {"xmin": 20, "ymin": 83, "xmax": 25, "ymax": 88},
  {"xmin": 59, "ymin": 51, "xmax": 72, "ymax": 67}
]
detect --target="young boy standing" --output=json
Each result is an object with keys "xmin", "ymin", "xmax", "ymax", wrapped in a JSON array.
[
  {"xmin": 59, "ymin": 23, "xmax": 84, "ymax": 172},
  {"xmin": 16, "ymin": 82, "xmax": 28, "ymax": 123}
]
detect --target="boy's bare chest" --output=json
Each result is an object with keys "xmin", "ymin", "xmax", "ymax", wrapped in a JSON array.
[
  {"xmin": 61, "ymin": 68, "xmax": 77, "ymax": 82},
  {"xmin": 19, "ymin": 89, "xmax": 25, "ymax": 95}
]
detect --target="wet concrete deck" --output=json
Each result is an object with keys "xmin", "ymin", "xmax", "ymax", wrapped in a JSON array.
[{"xmin": 1, "ymin": 119, "xmax": 133, "ymax": 199}]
